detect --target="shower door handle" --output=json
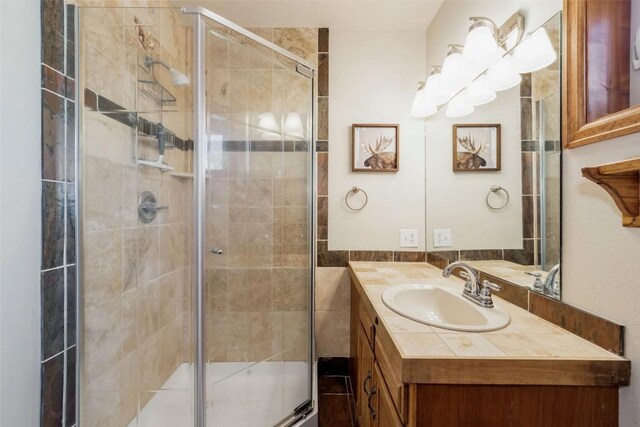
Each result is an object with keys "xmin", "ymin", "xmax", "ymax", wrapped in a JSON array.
[{"xmin": 209, "ymin": 248, "xmax": 223, "ymax": 255}]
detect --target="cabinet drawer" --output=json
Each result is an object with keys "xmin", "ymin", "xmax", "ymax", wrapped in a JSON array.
[
  {"xmin": 375, "ymin": 334, "xmax": 408, "ymax": 423},
  {"xmin": 359, "ymin": 299, "xmax": 376, "ymax": 348}
]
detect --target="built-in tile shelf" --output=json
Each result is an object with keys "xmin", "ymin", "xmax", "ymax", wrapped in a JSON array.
[{"xmin": 582, "ymin": 157, "xmax": 640, "ymax": 227}]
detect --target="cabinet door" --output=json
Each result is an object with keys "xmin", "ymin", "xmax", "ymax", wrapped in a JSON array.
[
  {"xmin": 373, "ymin": 364, "xmax": 403, "ymax": 427},
  {"xmin": 357, "ymin": 324, "xmax": 375, "ymax": 427}
]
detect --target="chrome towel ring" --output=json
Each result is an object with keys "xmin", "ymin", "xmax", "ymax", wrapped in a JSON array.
[
  {"xmin": 345, "ymin": 187, "xmax": 368, "ymax": 211},
  {"xmin": 486, "ymin": 185, "xmax": 510, "ymax": 211}
]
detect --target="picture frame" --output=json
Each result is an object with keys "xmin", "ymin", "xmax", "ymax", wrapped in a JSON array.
[
  {"xmin": 452, "ymin": 124, "xmax": 501, "ymax": 172},
  {"xmin": 351, "ymin": 124, "xmax": 399, "ymax": 172}
]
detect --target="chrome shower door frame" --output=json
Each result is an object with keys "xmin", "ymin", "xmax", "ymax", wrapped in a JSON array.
[{"xmin": 185, "ymin": 8, "xmax": 317, "ymax": 427}]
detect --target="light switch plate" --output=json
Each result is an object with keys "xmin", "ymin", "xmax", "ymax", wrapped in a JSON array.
[
  {"xmin": 400, "ymin": 229, "xmax": 419, "ymax": 248},
  {"xmin": 433, "ymin": 228, "xmax": 452, "ymax": 247}
]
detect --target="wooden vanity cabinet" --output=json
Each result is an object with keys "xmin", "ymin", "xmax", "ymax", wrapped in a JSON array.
[{"xmin": 349, "ymin": 279, "xmax": 623, "ymax": 427}]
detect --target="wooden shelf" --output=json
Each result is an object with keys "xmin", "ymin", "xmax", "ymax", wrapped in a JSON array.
[{"xmin": 582, "ymin": 157, "xmax": 640, "ymax": 227}]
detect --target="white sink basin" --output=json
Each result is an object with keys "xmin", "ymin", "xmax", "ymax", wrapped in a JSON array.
[{"xmin": 381, "ymin": 284, "xmax": 510, "ymax": 332}]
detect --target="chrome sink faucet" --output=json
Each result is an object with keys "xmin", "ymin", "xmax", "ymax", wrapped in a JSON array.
[
  {"xmin": 543, "ymin": 264, "xmax": 560, "ymax": 296},
  {"xmin": 442, "ymin": 261, "xmax": 502, "ymax": 308}
]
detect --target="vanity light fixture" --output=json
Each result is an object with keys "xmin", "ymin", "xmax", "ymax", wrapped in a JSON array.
[
  {"xmin": 258, "ymin": 112, "xmax": 280, "ymax": 140},
  {"xmin": 512, "ymin": 27, "xmax": 557, "ymax": 73},
  {"xmin": 486, "ymin": 54, "xmax": 522, "ymax": 91},
  {"xmin": 441, "ymin": 45, "xmax": 474, "ymax": 99},
  {"xmin": 445, "ymin": 89, "xmax": 474, "ymax": 118},
  {"xmin": 466, "ymin": 74, "xmax": 496, "ymax": 106}
]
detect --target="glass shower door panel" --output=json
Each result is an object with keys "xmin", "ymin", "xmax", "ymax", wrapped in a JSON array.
[
  {"xmin": 203, "ymin": 22, "xmax": 313, "ymax": 427},
  {"xmin": 79, "ymin": 7, "xmax": 195, "ymax": 427}
]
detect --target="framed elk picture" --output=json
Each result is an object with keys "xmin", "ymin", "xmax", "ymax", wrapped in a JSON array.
[
  {"xmin": 453, "ymin": 124, "xmax": 501, "ymax": 172},
  {"xmin": 352, "ymin": 124, "xmax": 399, "ymax": 172}
]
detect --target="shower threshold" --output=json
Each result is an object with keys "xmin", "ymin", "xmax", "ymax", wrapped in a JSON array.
[{"xmin": 126, "ymin": 361, "xmax": 309, "ymax": 427}]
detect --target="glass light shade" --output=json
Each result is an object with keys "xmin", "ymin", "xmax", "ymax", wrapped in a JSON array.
[
  {"xmin": 445, "ymin": 90, "xmax": 474, "ymax": 118},
  {"xmin": 423, "ymin": 72, "xmax": 448, "ymax": 106},
  {"xmin": 441, "ymin": 52, "xmax": 473, "ymax": 95},
  {"xmin": 411, "ymin": 88, "xmax": 438, "ymax": 118},
  {"xmin": 284, "ymin": 112, "xmax": 304, "ymax": 137},
  {"xmin": 258, "ymin": 112, "xmax": 280, "ymax": 140},
  {"xmin": 486, "ymin": 54, "xmax": 522, "ymax": 92},
  {"xmin": 466, "ymin": 75, "xmax": 496, "ymax": 106},
  {"xmin": 512, "ymin": 28, "xmax": 557, "ymax": 73},
  {"xmin": 463, "ymin": 26, "xmax": 504, "ymax": 71}
]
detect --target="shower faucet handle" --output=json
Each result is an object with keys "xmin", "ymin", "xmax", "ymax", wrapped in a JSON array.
[{"xmin": 209, "ymin": 248, "xmax": 223, "ymax": 255}]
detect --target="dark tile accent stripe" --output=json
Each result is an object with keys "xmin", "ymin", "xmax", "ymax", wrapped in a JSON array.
[
  {"xmin": 66, "ymin": 4, "xmax": 75, "ymax": 79},
  {"xmin": 42, "ymin": 181, "xmax": 65, "ymax": 270},
  {"xmin": 317, "ymin": 153, "xmax": 328, "ymax": 196},
  {"xmin": 41, "ymin": 352, "xmax": 64, "ymax": 427},
  {"xmin": 318, "ymin": 241, "xmax": 349, "ymax": 267},
  {"xmin": 350, "ymin": 251, "xmax": 394, "ymax": 262},
  {"xmin": 318, "ymin": 97, "xmax": 328, "ymax": 141},
  {"xmin": 529, "ymin": 292, "xmax": 624, "ymax": 356},
  {"xmin": 41, "ymin": 268, "xmax": 65, "ymax": 360},
  {"xmin": 42, "ymin": 65, "xmax": 66, "ymax": 97},
  {"xmin": 393, "ymin": 251, "xmax": 426, "ymax": 263},
  {"xmin": 317, "ymin": 196, "xmax": 328, "ymax": 240},
  {"xmin": 316, "ymin": 140, "xmax": 328, "ymax": 152},
  {"xmin": 426, "ymin": 252, "xmax": 450, "ymax": 270},
  {"xmin": 66, "ymin": 266, "xmax": 76, "ymax": 347},
  {"xmin": 42, "ymin": 89, "xmax": 66, "ymax": 181},
  {"xmin": 520, "ymin": 72, "xmax": 532, "ymax": 97},
  {"xmin": 521, "ymin": 140, "xmax": 539, "ymax": 152},
  {"xmin": 65, "ymin": 348, "xmax": 76, "ymax": 426},
  {"xmin": 460, "ymin": 249, "xmax": 503, "ymax": 261},
  {"xmin": 41, "ymin": 0, "xmax": 64, "ymax": 73},
  {"xmin": 318, "ymin": 28, "xmax": 329, "ymax": 53},
  {"xmin": 318, "ymin": 54, "xmax": 329, "ymax": 96}
]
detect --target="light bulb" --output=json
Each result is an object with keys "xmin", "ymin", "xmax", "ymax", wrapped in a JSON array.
[
  {"xmin": 258, "ymin": 112, "xmax": 280, "ymax": 140},
  {"xmin": 445, "ymin": 90, "xmax": 474, "ymax": 118},
  {"xmin": 441, "ymin": 46, "xmax": 474, "ymax": 97},
  {"xmin": 512, "ymin": 28, "xmax": 557, "ymax": 73},
  {"xmin": 284, "ymin": 112, "xmax": 304, "ymax": 137},
  {"xmin": 486, "ymin": 54, "xmax": 522, "ymax": 92},
  {"xmin": 466, "ymin": 75, "xmax": 496, "ymax": 106}
]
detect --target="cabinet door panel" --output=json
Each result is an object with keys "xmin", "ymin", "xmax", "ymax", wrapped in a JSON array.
[
  {"xmin": 373, "ymin": 363, "xmax": 403, "ymax": 427},
  {"xmin": 357, "ymin": 324, "xmax": 375, "ymax": 427}
]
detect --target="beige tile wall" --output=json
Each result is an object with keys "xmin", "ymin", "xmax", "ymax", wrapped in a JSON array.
[{"xmin": 80, "ymin": 4, "xmax": 193, "ymax": 427}]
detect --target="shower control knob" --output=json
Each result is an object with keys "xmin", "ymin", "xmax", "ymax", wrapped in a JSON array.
[{"xmin": 209, "ymin": 248, "xmax": 223, "ymax": 255}]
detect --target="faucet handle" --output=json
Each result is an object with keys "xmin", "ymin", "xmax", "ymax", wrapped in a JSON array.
[
  {"xmin": 481, "ymin": 280, "xmax": 501, "ymax": 292},
  {"xmin": 525, "ymin": 271, "xmax": 544, "ymax": 291},
  {"xmin": 525, "ymin": 271, "xmax": 542, "ymax": 278},
  {"xmin": 458, "ymin": 271, "xmax": 473, "ymax": 293}
]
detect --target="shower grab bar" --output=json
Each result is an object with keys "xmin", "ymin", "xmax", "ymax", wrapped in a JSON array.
[{"xmin": 181, "ymin": 6, "xmax": 316, "ymax": 71}]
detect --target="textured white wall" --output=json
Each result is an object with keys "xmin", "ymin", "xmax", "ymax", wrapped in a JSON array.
[
  {"xmin": 328, "ymin": 29, "xmax": 427, "ymax": 251},
  {"xmin": 562, "ymin": 135, "xmax": 640, "ymax": 426},
  {"xmin": 0, "ymin": 0, "xmax": 42, "ymax": 425}
]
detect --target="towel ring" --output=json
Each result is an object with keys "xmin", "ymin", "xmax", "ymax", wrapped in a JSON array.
[
  {"xmin": 345, "ymin": 187, "xmax": 368, "ymax": 211},
  {"xmin": 486, "ymin": 185, "xmax": 509, "ymax": 211}
]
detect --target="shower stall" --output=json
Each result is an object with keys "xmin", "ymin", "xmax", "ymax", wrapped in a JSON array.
[{"xmin": 78, "ymin": 6, "xmax": 315, "ymax": 426}]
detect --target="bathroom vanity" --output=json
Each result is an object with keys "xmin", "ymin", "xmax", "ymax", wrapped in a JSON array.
[{"xmin": 349, "ymin": 262, "xmax": 630, "ymax": 427}]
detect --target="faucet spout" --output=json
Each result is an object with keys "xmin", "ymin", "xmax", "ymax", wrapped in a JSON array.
[
  {"xmin": 543, "ymin": 264, "xmax": 560, "ymax": 296},
  {"xmin": 443, "ymin": 261, "xmax": 480, "ymax": 296}
]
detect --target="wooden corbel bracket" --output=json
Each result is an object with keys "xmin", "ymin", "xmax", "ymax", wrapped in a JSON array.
[{"xmin": 582, "ymin": 158, "xmax": 640, "ymax": 227}]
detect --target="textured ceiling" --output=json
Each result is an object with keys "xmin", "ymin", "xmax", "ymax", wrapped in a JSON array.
[{"xmin": 171, "ymin": 0, "xmax": 445, "ymax": 30}]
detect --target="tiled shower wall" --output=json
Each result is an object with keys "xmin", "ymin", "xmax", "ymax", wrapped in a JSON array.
[
  {"xmin": 80, "ymin": 6, "xmax": 193, "ymax": 427},
  {"xmin": 40, "ymin": 0, "xmax": 77, "ymax": 425}
]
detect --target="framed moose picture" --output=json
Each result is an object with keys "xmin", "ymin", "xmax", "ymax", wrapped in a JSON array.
[
  {"xmin": 352, "ymin": 124, "xmax": 399, "ymax": 172},
  {"xmin": 452, "ymin": 124, "xmax": 501, "ymax": 172}
]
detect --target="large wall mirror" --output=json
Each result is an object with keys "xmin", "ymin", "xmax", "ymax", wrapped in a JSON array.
[
  {"xmin": 564, "ymin": 0, "xmax": 640, "ymax": 147},
  {"xmin": 425, "ymin": 12, "xmax": 562, "ymax": 299}
]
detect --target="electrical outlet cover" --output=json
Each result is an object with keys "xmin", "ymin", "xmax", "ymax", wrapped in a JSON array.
[
  {"xmin": 400, "ymin": 229, "xmax": 419, "ymax": 248},
  {"xmin": 433, "ymin": 228, "xmax": 452, "ymax": 247}
]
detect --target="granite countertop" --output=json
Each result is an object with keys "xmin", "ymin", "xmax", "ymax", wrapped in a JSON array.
[{"xmin": 349, "ymin": 261, "xmax": 630, "ymax": 386}]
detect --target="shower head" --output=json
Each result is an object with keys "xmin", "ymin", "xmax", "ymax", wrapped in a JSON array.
[
  {"xmin": 170, "ymin": 68, "xmax": 190, "ymax": 86},
  {"xmin": 144, "ymin": 56, "xmax": 190, "ymax": 86}
]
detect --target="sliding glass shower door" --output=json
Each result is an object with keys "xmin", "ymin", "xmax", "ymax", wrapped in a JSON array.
[{"xmin": 199, "ymin": 15, "xmax": 314, "ymax": 427}]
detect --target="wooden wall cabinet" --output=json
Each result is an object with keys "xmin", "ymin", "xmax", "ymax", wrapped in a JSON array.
[{"xmin": 563, "ymin": 0, "xmax": 640, "ymax": 148}]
